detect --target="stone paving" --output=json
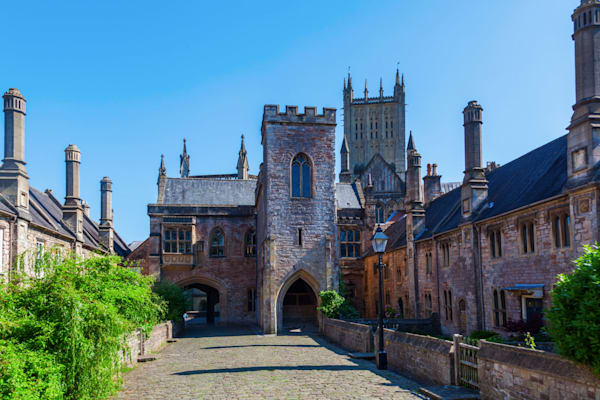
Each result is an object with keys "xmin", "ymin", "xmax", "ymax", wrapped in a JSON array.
[{"xmin": 117, "ymin": 324, "xmax": 426, "ymax": 400}]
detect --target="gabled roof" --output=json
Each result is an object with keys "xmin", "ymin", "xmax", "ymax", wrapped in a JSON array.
[
  {"xmin": 384, "ymin": 134, "xmax": 570, "ymax": 245},
  {"xmin": 335, "ymin": 182, "xmax": 362, "ymax": 209},
  {"xmin": 162, "ymin": 177, "xmax": 257, "ymax": 206},
  {"xmin": 27, "ymin": 187, "xmax": 130, "ymax": 257},
  {"xmin": 476, "ymin": 134, "xmax": 567, "ymax": 221}
]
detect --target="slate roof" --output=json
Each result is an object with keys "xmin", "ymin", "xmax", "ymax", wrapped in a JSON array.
[
  {"xmin": 335, "ymin": 183, "xmax": 362, "ymax": 209},
  {"xmin": 382, "ymin": 134, "xmax": 570, "ymax": 248},
  {"xmin": 163, "ymin": 178, "xmax": 257, "ymax": 206},
  {"xmin": 27, "ymin": 187, "xmax": 130, "ymax": 257}
]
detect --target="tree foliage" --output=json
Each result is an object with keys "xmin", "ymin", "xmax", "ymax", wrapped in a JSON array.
[
  {"xmin": 546, "ymin": 245, "xmax": 600, "ymax": 374},
  {"xmin": 0, "ymin": 250, "xmax": 165, "ymax": 400},
  {"xmin": 153, "ymin": 280, "xmax": 191, "ymax": 321},
  {"xmin": 317, "ymin": 277, "xmax": 360, "ymax": 319}
]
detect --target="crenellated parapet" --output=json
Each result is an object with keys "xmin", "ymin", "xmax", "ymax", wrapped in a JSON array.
[{"xmin": 262, "ymin": 105, "xmax": 336, "ymax": 126}]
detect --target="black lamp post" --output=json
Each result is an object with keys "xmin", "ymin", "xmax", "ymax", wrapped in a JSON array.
[{"xmin": 371, "ymin": 224, "xmax": 389, "ymax": 370}]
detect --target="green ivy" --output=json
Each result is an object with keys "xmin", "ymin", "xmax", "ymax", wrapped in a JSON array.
[
  {"xmin": 0, "ymin": 250, "xmax": 165, "ymax": 399},
  {"xmin": 546, "ymin": 244, "xmax": 600, "ymax": 374}
]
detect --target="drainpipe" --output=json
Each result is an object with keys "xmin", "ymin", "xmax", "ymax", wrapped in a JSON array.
[
  {"xmin": 433, "ymin": 233, "xmax": 441, "ymax": 322},
  {"xmin": 255, "ymin": 212, "xmax": 259, "ymax": 329},
  {"xmin": 475, "ymin": 224, "xmax": 486, "ymax": 331}
]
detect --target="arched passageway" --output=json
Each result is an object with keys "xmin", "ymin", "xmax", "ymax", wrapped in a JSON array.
[
  {"xmin": 184, "ymin": 283, "xmax": 220, "ymax": 324},
  {"xmin": 281, "ymin": 278, "xmax": 317, "ymax": 331}
]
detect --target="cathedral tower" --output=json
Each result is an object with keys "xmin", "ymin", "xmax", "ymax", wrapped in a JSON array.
[{"xmin": 343, "ymin": 70, "xmax": 406, "ymax": 180}]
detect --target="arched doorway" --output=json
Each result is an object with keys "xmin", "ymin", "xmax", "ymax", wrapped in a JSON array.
[
  {"xmin": 184, "ymin": 283, "xmax": 220, "ymax": 324},
  {"xmin": 397, "ymin": 297, "xmax": 404, "ymax": 319},
  {"xmin": 281, "ymin": 278, "xmax": 318, "ymax": 331}
]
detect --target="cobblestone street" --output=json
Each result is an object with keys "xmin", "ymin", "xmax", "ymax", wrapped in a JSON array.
[{"xmin": 117, "ymin": 325, "xmax": 425, "ymax": 400}]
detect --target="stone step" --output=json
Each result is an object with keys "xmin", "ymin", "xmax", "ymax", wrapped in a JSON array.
[
  {"xmin": 418, "ymin": 385, "xmax": 480, "ymax": 400},
  {"xmin": 137, "ymin": 356, "xmax": 157, "ymax": 363},
  {"xmin": 348, "ymin": 352, "xmax": 375, "ymax": 360}
]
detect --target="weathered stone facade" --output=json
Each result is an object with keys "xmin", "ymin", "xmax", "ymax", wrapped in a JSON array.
[
  {"xmin": 362, "ymin": 0, "xmax": 600, "ymax": 339},
  {"xmin": 256, "ymin": 105, "xmax": 338, "ymax": 333}
]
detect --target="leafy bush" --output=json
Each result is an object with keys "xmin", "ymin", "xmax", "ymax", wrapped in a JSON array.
[
  {"xmin": 0, "ymin": 251, "xmax": 164, "ymax": 399},
  {"xmin": 317, "ymin": 287, "xmax": 360, "ymax": 320},
  {"xmin": 153, "ymin": 280, "xmax": 191, "ymax": 321},
  {"xmin": 546, "ymin": 244, "xmax": 600, "ymax": 373},
  {"xmin": 0, "ymin": 340, "xmax": 64, "ymax": 400},
  {"xmin": 317, "ymin": 290, "xmax": 346, "ymax": 318},
  {"xmin": 485, "ymin": 335, "xmax": 506, "ymax": 344},
  {"xmin": 384, "ymin": 306, "xmax": 398, "ymax": 318},
  {"xmin": 469, "ymin": 330, "xmax": 499, "ymax": 340}
]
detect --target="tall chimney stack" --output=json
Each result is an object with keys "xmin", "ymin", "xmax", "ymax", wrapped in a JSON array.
[
  {"xmin": 423, "ymin": 163, "xmax": 441, "ymax": 205},
  {"xmin": 99, "ymin": 176, "xmax": 114, "ymax": 252},
  {"xmin": 0, "ymin": 88, "xmax": 29, "ymax": 216},
  {"xmin": 63, "ymin": 144, "xmax": 83, "ymax": 244},
  {"xmin": 461, "ymin": 101, "xmax": 488, "ymax": 217}
]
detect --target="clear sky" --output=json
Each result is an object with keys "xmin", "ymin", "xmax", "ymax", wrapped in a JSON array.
[{"xmin": 0, "ymin": 1, "xmax": 577, "ymax": 244}]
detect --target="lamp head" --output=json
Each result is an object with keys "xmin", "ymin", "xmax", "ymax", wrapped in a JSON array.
[{"xmin": 371, "ymin": 225, "xmax": 389, "ymax": 254}]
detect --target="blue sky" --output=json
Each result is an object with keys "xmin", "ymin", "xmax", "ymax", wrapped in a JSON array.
[{"xmin": 0, "ymin": 1, "xmax": 577, "ymax": 243}]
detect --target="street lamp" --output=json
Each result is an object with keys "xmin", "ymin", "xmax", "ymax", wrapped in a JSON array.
[{"xmin": 371, "ymin": 224, "xmax": 389, "ymax": 370}]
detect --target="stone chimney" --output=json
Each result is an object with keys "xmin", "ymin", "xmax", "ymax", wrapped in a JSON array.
[
  {"xmin": 63, "ymin": 144, "xmax": 83, "ymax": 243},
  {"xmin": 99, "ymin": 176, "xmax": 114, "ymax": 252},
  {"xmin": 461, "ymin": 101, "xmax": 488, "ymax": 217},
  {"xmin": 0, "ymin": 88, "xmax": 29, "ymax": 217},
  {"xmin": 567, "ymin": 0, "xmax": 600, "ymax": 187},
  {"xmin": 423, "ymin": 163, "xmax": 441, "ymax": 205}
]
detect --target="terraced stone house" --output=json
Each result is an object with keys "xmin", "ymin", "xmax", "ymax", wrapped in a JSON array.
[{"xmin": 0, "ymin": 88, "xmax": 130, "ymax": 282}]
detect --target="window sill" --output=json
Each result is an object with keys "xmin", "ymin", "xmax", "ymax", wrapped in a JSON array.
[
  {"xmin": 209, "ymin": 255, "xmax": 226, "ymax": 259},
  {"xmin": 290, "ymin": 196, "xmax": 312, "ymax": 200}
]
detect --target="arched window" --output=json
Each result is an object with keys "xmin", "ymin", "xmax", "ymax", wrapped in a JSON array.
[
  {"xmin": 210, "ymin": 228, "xmax": 225, "ymax": 257},
  {"xmin": 291, "ymin": 153, "xmax": 311, "ymax": 198},
  {"xmin": 245, "ymin": 229, "xmax": 256, "ymax": 257},
  {"xmin": 375, "ymin": 204, "xmax": 384, "ymax": 224}
]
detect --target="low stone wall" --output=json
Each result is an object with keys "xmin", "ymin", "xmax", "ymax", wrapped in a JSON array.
[
  {"xmin": 478, "ymin": 340, "xmax": 600, "ymax": 400},
  {"xmin": 122, "ymin": 321, "xmax": 178, "ymax": 367},
  {"xmin": 347, "ymin": 314, "xmax": 441, "ymax": 336},
  {"xmin": 321, "ymin": 317, "xmax": 373, "ymax": 353},
  {"xmin": 375, "ymin": 328, "xmax": 455, "ymax": 386}
]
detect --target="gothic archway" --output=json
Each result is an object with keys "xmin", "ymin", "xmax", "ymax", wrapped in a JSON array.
[
  {"xmin": 276, "ymin": 270, "xmax": 321, "ymax": 333},
  {"xmin": 183, "ymin": 283, "xmax": 220, "ymax": 324},
  {"xmin": 175, "ymin": 276, "xmax": 227, "ymax": 324}
]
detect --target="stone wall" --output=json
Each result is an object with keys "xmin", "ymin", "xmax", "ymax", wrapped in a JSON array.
[
  {"xmin": 122, "ymin": 321, "xmax": 179, "ymax": 367},
  {"xmin": 478, "ymin": 340, "xmax": 600, "ymax": 400},
  {"xmin": 374, "ymin": 328, "xmax": 455, "ymax": 386},
  {"xmin": 321, "ymin": 317, "xmax": 373, "ymax": 353}
]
